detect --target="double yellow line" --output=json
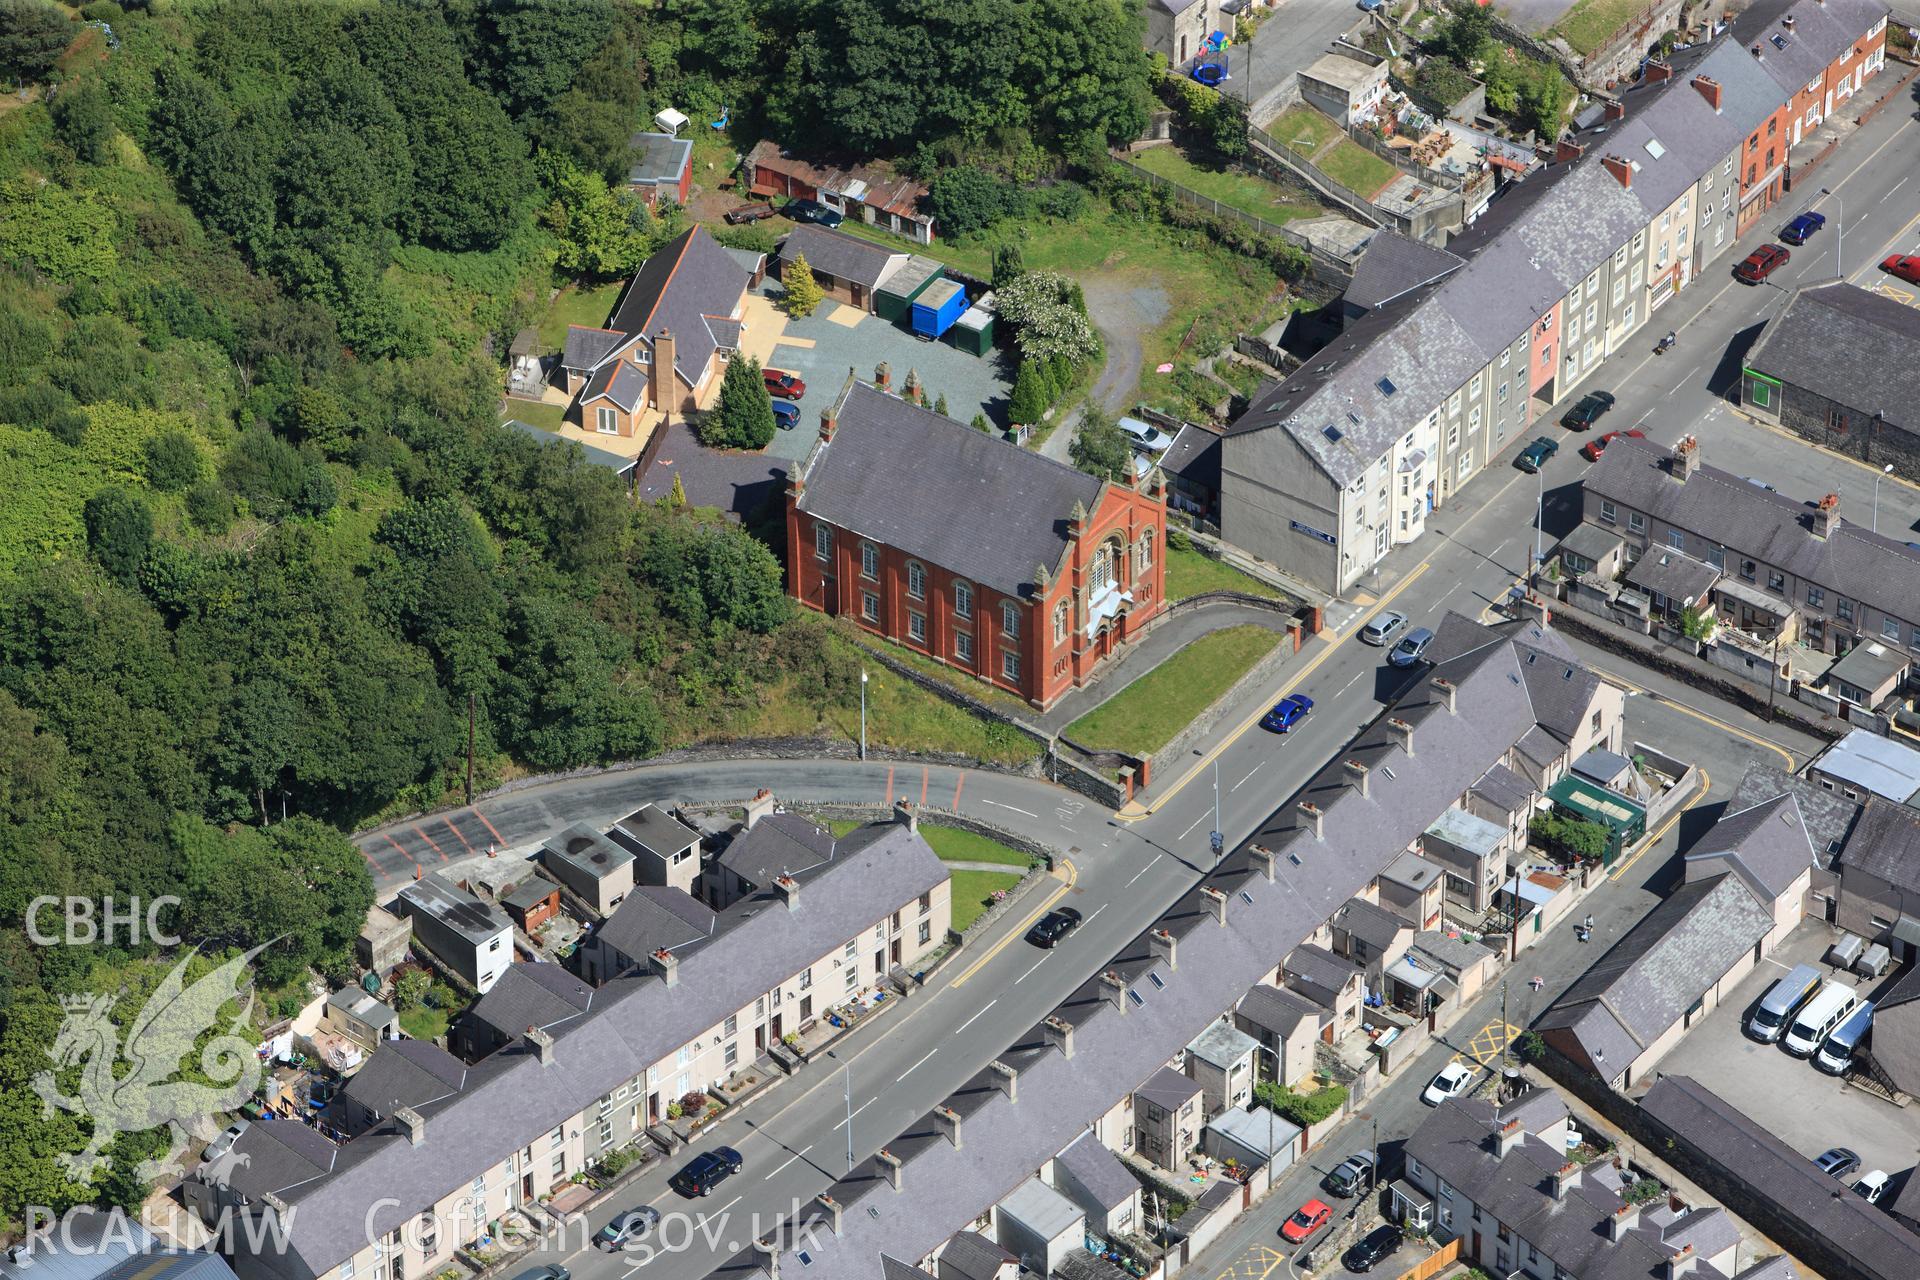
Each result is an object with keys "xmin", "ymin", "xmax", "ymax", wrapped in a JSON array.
[
  {"xmin": 951, "ymin": 856, "xmax": 1078, "ymax": 987},
  {"xmin": 1120, "ymin": 560, "xmax": 1433, "ymax": 820}
]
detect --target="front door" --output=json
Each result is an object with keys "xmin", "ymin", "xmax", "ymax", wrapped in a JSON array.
[
  {"xmin": 771, "ymin": 1013, "xmax": 783, "ymax": 1041},
  {"xmin": 521, "ymin": 1173, "xmax": 534, "ymax": 1201},
  {"xmin": 1471, "ymin": 1231, "xmax": 1482, "ymax": 1261},
  {"xmin": 647, "ymin": 1091, "xmax": 660, "ymax": 1125},
  {"xmin": 890, "ymin": 938, "xmax": 902, "ymax": 964},
  {"xmin": 874, "ymin": 950, "xmax": 885, "ymax": 975}
]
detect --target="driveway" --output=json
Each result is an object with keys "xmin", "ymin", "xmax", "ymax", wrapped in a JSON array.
[
  {"xmin": 1038, "ymin": 276, "xmax": 1169, "ymax": 463},
  {"xmin": 759, "ymin": 281, "xmax": 1015, "ymax": 463}
]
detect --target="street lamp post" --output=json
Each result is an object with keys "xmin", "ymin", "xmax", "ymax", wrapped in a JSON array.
[
  {"xmin": 1822, "ymin": 187, "xmax": 1843, "ymax": 274},
  {"xmin": 1210, "ymin": 759, "xmax": 1224, "ymax": 863},
  {"xmin": 1874, "ymin": 462, "xmax": 1894, "ymax": 534},
  {"xmin": 860, "ymin": 669, "xmax": 868, "ymax": 761},
  {"xmin": 1532, "ymin": 464, "xmax": 1546, "ymax": 589}
]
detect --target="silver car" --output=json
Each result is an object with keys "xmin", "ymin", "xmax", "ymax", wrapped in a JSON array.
[{"xmin": 1361, "ymin": 611, "xmax": 1408, "ymax": 647}]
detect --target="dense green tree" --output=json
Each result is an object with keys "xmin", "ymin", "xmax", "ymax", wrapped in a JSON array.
[
  {"xmin": 143, "ymin": 430, "xmax": 203, "ymax": 492},
  {"xmin": 702, "ymin": 355, "xmax": 778, "ymax": 450},
  {"xmin": 0, "ymin": 179, "xmax": 117, "ymax": 283},
  {"xmin": 640, "ymin": 516, "xmax": 793, "ymax": 635},
  {"xmin": 490, "ymin": 0, "xmax": 615, "ymax": 119},
  {"xmin": 1209, "ymin": 92, "xmax": 1249, "ymax": 162},
  {"xmin": 970, "ymin": 411, "xmax": 993, "ymax": 433},
  {"xmin": 1434, "ymin": 0, "xmax": 1494, "ymax": 66},
  {"xmin": 928, "ymin": 166, "xmax": 1022, "ymax": 237},
  {"xmin": 1069, "ymin": 408, "xmax": 1133, "ymax": 482},
  {"xmin": 51, "ymin": 81, "xmax": 114, "ymax": 164},
  {"xmin": 780, "ymin": 252, "xmax": 824, "ymax": 318},
  {"xmin": 991, "ymin": 243, "xmax": 1026, "ymax": 289},
  {"xmin": 83, "ymin": 489, "xmax": 154, "ymax": 587},
  {"xmin": 1008, "ymin": 359, "xmax": 1050, "ymax": 425},
  {"xmin": 0, "ymin": 0, "xmax": 73, "ymax": 86},
  {"xmin": 541, "ymin": 157, "xmax": 658, "ymax": 279}
]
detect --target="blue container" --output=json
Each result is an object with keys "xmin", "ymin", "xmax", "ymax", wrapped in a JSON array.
[{"xmin": 910, "ymin": 279, "xmax": 967, "ymax": 341}]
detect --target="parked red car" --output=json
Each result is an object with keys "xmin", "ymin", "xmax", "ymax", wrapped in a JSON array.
[
  {"xmin": 1280, "ymin": 1199, "xmax": 1332, "ymax": 1243},
  {"xmin": 1735, "ymin": 244, "xmax": 1790, "ymax": 284},
  {"xmin": 1882, "ymin": 254, "xmax": 1920, "ymax": 285},
  {"xmin": 764, "ymin": 369, "xmax": 807, "ymax": 400},
  {"xmin": 1580, "ymin": 427, "xmax": 1647, "ymax": 462}
]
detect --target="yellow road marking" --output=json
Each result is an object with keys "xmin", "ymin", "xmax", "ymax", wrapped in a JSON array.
[
  {"xmin": 951, "ymin": 857, "xmax": 1078, "ymax": 987},
  {"xmin": 1213, "ymin": 1243, "xmax": 1287, "ymax": 1280},
  {"xmin": 1118, "ymin": 560, "xmax": 1433, "ymax": 820},
  {"xmin": 1610, "ymin": 766, "xmax": 1708, "ymax": 881},
  {"xmin": 1599, "ymin": 666, "xmax": 1798, "ymax": 768},
  {"xmin": 1459, "ymin": 1018, "xmax": 1521, "ymax": 1069}
]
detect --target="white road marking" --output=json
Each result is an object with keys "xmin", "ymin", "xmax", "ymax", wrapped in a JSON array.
[
  {"xmin": 768, "ymin": 1145, "xmax": 812, "ymax": 1177},
  {"xmin": 1232, "ymin": 760, "xmax": 1266, "ymax": 792},
  {"xmin": 955, "ymin": 1000, "xmax": 996, "ymax": 1033},
  {"xmin": 833, "ymin": 1100, "xmax": 874, "ymax": 1130},
  {"xmin": 1086, "ymin": 905, "xmax": 1105, "ymax": 924},
  {"xmin": 1127, "ymin": 864, "xmax": 1151, "ymax": 886},
  {"xmin": 980, "ymin": 799, "xmax": 1039, "ymax": 818},
  {"xmin": 1889, "ymin": 176, "xmax": 1910, "ymax": 201},
  {"xmin": 1179, "ymin": 811, "xmax": 1208, "ymax": 838},
  {"xmin": 1016, "ymin": 955, "xmax": 1047, "ymax": 983},
  {"xmin": 897, "ymin": 1048, "xmax": 939, "ymax": 1081}
]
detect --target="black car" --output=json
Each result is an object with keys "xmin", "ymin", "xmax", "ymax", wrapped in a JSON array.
[
  {"xmin": 596, "ymin": 1208, "xmax": 661, "ymax": 1250},
  {"xmin": 671, "ymin": 1145, "xmax": 744, "ymax": 1198},
  {"xmin": 1560, "ymin": 391, "xmax": 1616, "ymax": 430},
  {"xmin": 1323, "ymin": 1151, "xmax": 1376, "ymax": 1198},
  {"xmin": 784, "ymin": 198, "xmax": 844, "ymax": 228},
  {"xmin": 1344, "ymin": 1225, "xmax": 1404, "ymax": 1274},
  {"xmin": 1026, "ymin": 907, "xmax": 1083, "ymax": 949}
]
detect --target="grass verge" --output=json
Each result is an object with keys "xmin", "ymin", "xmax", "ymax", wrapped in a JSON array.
[
  {"xmin": 1126, "ymin": 145, "xmax": 1324, "ymax": 227},
  {"xmin": 825, "ymin": 820, "xmax": 1037, "ymax": 869},
  {"xmin": 1164, "ymin": 544, "xmax": 1287, "ymax": 601},
  {"xmin": 1551, "ymin": 0, "xmax": 1650, "ymax": 55},
  {"xmin": 537, "ymin": 280, "xmax": 626, "ymax": 351},
  {"xmin": 505, "ymin": 401, "xmax": 567, "ymax": 432},
  {"xmin": 951, "ymin": 868, "xmax": 1026, "ymax": 931},
  {"xmin": 1065, "ymin": 624, "xmax": 1280, "ymax": 754},
  {"xmin": 398, "ymin": 1006, "xmax": 450, "ymax": 1042}
]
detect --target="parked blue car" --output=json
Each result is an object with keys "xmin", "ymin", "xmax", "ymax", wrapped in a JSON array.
[
  {"xmin": 1781, "ymin": 211, "xmax": 1826, "ymax": 244},
  {"xmin": 772, "ymin": 399, "xmax": 801, "ymax": 430},
  {"xmin": 1261, "ymin": 693, "xmax": 1314, "ymax": 734}
]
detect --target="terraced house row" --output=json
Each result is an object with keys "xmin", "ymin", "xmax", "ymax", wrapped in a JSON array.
[{"xmin": 1220, "ymin": 0, "xmax": 1887, "ymax": 594}]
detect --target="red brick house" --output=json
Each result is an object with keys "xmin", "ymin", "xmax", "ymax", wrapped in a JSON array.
[
  {"xmin": 786, "ymin": 376, "xmax": 1167, "ymax": 709},
  {"xmin": 558, "ymin": 226, "xmax": 749, "ymax": 442}
]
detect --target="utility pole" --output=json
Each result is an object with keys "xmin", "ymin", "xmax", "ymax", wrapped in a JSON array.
[
  {"xmin": 466, "ymin": 692, "xmax": 476, "ymax": 806},
  {"xmin": 860, "ymin": 669, "xmax": 869, "ymax": 761},
  {"xmin": 1370, "ymin": 1116, "xmax": 1379, "ymax": 1198},
  {"xmin": 845, "ymin": 1066, "xmax": 854, "ymax": 1174},
  {"xmin": 1210, "ymin": 760, "xmax": 1224, "ymax": 863}
]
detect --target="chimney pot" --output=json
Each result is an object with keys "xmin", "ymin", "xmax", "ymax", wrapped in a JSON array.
[
  {"xmin": 1042, "ymin": 1014, "xmax": 1076, "ymax": 1059},
  {"xmin": 815, "ymin": 1193, "xmax": 843, "ymax": 1237},
  {"xmin": 651, "ymin": 947, "xmax": 681, "ymax": 986},
  {"xmin": 1297, "ymin": 800, "xmax": 1325, "ymax": 839},
  {"xmin": 262, "ymin": 1192, "xmax": 291, "ymax": 1219},
  {"xmin": 1813, "ymin": 492, "xmax": 1840, "ymax": 538},
  {"xmin": 1431, "ymin": 677, "xmax": 1457, "ymax": 713},
  {"xmin": 1101, "ymin": 969, "xmax": 1130, "ymax": 1014},
  {"xmin": 394, "ymin": 1105, "xmax": 425, "ymax": 1147},
  {"xmin": 1344, "ymin": 759, "xmax": 1371, "ymax": 797},
  {"xmin": 893, "ymin": 798, "xmax": 919, "ymax": 832},
  {"xmin": 1201, "ymin": 885, "xmax": 1228, "ymax": 926},
  {"xmin": 745, "ymin": 789, "xmax": 775, "ymax": 829},
  {"xmin": 1673, "ymin": 433, "xmax": 1700, "ymax": 481},
  {"xmin": 1150, "ymin": 927, "xmax": 1179, "ymax": 970},
  {"xmin": 1388, "ymin": 717, "xmax": 1415, "ymax": 754},
  {"xmin": 990, "ymin": 1060, "xmax": 1019, "ymax": 1101},
  {"xmin": 1645, "ymin": 60, "xmax": 1673, "ymax": 83},
  {"xmin": 876, "ymin": 1148, "xmax": 903, "ymax": 1191},
  {"xmin": 1602, "ymin": 154, "xmax": 1633, "ymax": 188},
  {"xmin": 1555, "ymin": 138, "xmax": 1586, "ymax": 164},
  {"xmin": 773, "ymin": 873, "xmax": 800, "ymax": 910},
  {"xmin": 1249, "ymin": 843, "xmax": 1277, "ymax": 881},
  {"xmin": 934, "ymin": 1105, "xmax": 963, "ymax": 1149},
  {"xmin": 1611, "ymin": 1202, "xmax": 1643, "ymax": 1241},
  {"xmin": 1691, "ymin": 76, "xmax": 1723, "ymax": 111},
  {"xmin": 524, "ymin": 1025, "xmax": 556, "ymax": 1066},
  {"xmin": 1604, "ymin": 100, "xmax": 1626, "ymax": 121},
  {"xmin": 1552, "ymin": 1161, "xmax": 1582, "ymax": 1200}
]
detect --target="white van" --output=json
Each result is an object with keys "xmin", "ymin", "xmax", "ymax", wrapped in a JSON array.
[
  {"xmin": 1783, "ymin": 983, "xmax": 1859, "ymax": 1057},
  {"xmin": 1749, "ymin": 964, "xmax": 1821, "ymax": 1043}
]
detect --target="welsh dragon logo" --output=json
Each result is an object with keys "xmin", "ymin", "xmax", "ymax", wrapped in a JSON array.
[{"xmin": 33, "ymin": 944, "xmax": 271, "ymax": 1184}]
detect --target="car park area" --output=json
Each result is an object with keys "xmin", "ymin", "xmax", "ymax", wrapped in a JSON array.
[{"xmin": 1653, "ymin": 920, "xmax": 1920, "ymax": 1191}]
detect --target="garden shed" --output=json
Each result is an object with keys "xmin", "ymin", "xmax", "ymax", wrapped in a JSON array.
[
  {"xmin": 951, "ymin": 291, "xmax": 997, "ymax": 356},
  {"xmin": 911, "ymin": 278, "xmax": 968, "ymax": 341},
  {"xmin": 876, "ymin": 254, "xmax": 946, "ymax": 323}
]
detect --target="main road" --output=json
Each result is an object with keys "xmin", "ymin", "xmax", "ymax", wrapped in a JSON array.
[{"xmin": 354, "ymin": 81, "xmax": 1919, "ymax": 1280}]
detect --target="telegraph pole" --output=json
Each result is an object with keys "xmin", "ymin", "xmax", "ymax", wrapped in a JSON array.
[
  {"xmin": 845, "ymin": 1067, "xmax": 854, "ymax": 1174},
  {"xmin": 1210, "ymin": 760, "xmax": 1224, "ymax": 864}
]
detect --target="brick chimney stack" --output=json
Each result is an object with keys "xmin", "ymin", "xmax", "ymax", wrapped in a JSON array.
[
  {"xmin": 1602, "ymin": 155, "xmax": 1634, "ymax": 188},
  {"xmin": 1692, "ymin": 76, "xmax": 1723, "ymax": 110},
  {"xmin": 1673, "ymin": 433, "xmax": 1700, "ymax": 481},
  {"xmin": 1813, "ymin": 492, "xmax": 1841, "ymax": 538}
]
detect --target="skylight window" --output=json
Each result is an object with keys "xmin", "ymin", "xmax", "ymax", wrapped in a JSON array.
[
  {"xmin": 1149, "ymin": 972, "xmax": 1167, "ymax": 989},
  {"xmin": 1377, "ymin": 377, "xmax": 1398, "ymax": 397},
  {"xmin": 1645, "ymin": 139, "xmax": 1666, "ymax": 160},
  {"xmin": 1240, "ymin": 890, "xmax": 1255, "ymax": 905},
  {"xmin": 1127, "ymin": 988, "xmax": 1145, "ymax": 1007},
  {"xmin": 1323, "ymin": 425, "xmax": 1344, "ymax": 443},
  {"xmin": 1771, "ymin": 33, "xmax": 1788, "ymax": 48}
]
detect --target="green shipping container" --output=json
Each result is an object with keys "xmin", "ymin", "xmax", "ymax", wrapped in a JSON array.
[
  {"xmin": 875, "ymin": 255, "xmax": 945, "ymax": 324},
  {"xmin": 951, "ymin": 292, "xmax": 997, "ymax": 356}
]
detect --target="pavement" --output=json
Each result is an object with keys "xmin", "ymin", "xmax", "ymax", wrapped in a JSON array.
[{"xmin": 336, "ymin": 63, "xmax": 1920, "ymax": 1280}]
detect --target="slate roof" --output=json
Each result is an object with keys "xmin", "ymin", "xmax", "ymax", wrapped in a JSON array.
[
  {"xmin": 1056, "ymin": 1132, "xmax": 1137, "ymax": 1213},
  {"xmin": 466, "ymin": 962, "xmax": 595, "ymax": 1043},
  {"xmin": 1207, "ymin": 1104, "xmax": 1300, "ymax": 1160},
  {"xmin": 1332, "ymin": 896, "xmax": 1410, "ymax": 953},
  {"xmin": 1683, "ymin": 793, "xmax": 1816, "ymax": 900},
  {"xmin": 765, "ymin": 618, "xmax": 1609, "ymax": 1280},
  {"xmin": 1829, "ymin": 639, "xmax": 1910, "ymax": 697},
  {"xmin": 1624, "ymin": 547, "xmax": 1720, "ymax": 604},
  {"xmin": 936, "ymin": 1232, "xmax": 1014, "ymax": 1280},
  {"xmin": 606, "ymin": 226, "xmax": 749, "ymax": 385},
  {"xmin": 248, "ymin": 822, "xmax": 945, "ymax": 1280},
  {"xmin": 581, "ymin": 354, "xmax": 646, "ymax": 412},
  {"xmin": 1730, "ymin": 1260, "xmax": 1799, "ymax": 1280},
  {"xmin": 1536, "ymin": 875, "xmax": 1773, "ymax": 1078},
  {"xmin": 1472, "ymin": 762, "xmax": 1537, "ymax": 818},
  {"xmin": 635, "ymin": 419, "xmax": 789, "ymax": 520},
  {"xmin": 336, "ymin": 1040, "xmax": 468, "ymax": 1126},
  {"xmin": 591, "ymin": 885, "xmax": 717, "ymax": 965},
  {"xmin": 501, "ymin": 419, "xmax": 637, "ymax": 477},
  {"xmin": 625, "ymin": 131, "xmax": 690, "ymax": 188},
  {"xmin": 1426, "ymin": 805, "xmax": 1505, "ymax": 856},
  {"xmin": 1159, "ymin": 424, "xmax": 1222, "ymax": 490},
  {"xmin": 1134, "ymin": 1066, "xmax": 1202, "ymax": 1110},
  {"xmin": 204, "ymin": 1118, "xmax": 338, "ymax": 1201},
  {"xmin": 1235, "ymin": 982, "xmax": 1323, "ymax": 1037},
  {"xmin": 779, "ymin": 224, "xmax": 908, "ymax": 291},
  {"xmin": 1226, "ymin": 0, "xmax": 1864, "ymax": 489},
  {"xmin": 1747, "ymin": 283, "xmax": 1920, "ymax": 436},
  {"xmin": 1585, "ymin": 438, "xmax": 1920, "ymax": 633},
  {"xmin": 1642, "ymin": 1074, "xmax": 1920, "ymax": 1280},
  {"xmin": 1284, "ymin": 943, "xmax": 1361, "ymax": 1002},
  {"xmin": 1561, "ymin": 522, "xmax": 1625, "ymax": 565},
  {"xmin": 502, "ymin": 878, "xmax": 557, "ymax": 912},
  {"xmin": 1728, "ymin": 763, "xmax": 1860, "ymax": 866},
  {"xmin": 997, "ymin": 1177, "xmax": 1083, "ymax": 1238},
  {"xmin": 717, "ymin": 811, "xmax": 841, "ymax": 888},
  {"xmin": 1411, "ymin": 929, "xmax": 1497, "ymax": 975},
  {"xmin": 796, "ymin": 380, "xmax": 1107, "ymax": 598},
  {"xmin": 1344, "ymin": 231, "xmax": 1465, "ymax": 313},
  {"xmin": 1841, "ymin": 798, "xmax": 1920, "ymax": 895},
  {"xmin": 562, "ymin": 326, "xmax": 625, "ymax": 372}
]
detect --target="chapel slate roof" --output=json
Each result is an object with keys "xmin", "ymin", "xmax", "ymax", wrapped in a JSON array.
[
  {"xmin": 201, "ymin": 1115, "xmax": 338, "ymax": 1201},
  {"xmin": 1583, "ymin": 437, "xmax": 1920, "ymax": 630},
  {"xmin": 1535, "ymin": 875, "xmax": 1773, "ymax": 1078},
  {"xmin": 1332, "ymin": 896, "xmax": 1410, "ymax": 953},
  {"xmin": 1747, "ymin": 283, "xmax": 1920, "ymax": 435},
  {"xmin": 716, "ymin": 811, "xmax": 842, "ymax": 888},
  {"xmin": 1683, "ymin": 793, "xmax": 1816, "ymax": 900},
  {"xmin": 1135, "ymin": 1066, "xmax": 1203, "ymax": 1111},
  {"xmin": 1642, "ymin": 1074, "xmax": 1920, "ymax": 1280},
  {"xmin": 796, "ymin": 380, "xmax": 1107, "ymax": 598},
  {"xmin": 1055, "ymin": 1132, "xmax": 1138, "ymax": 1212}
]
